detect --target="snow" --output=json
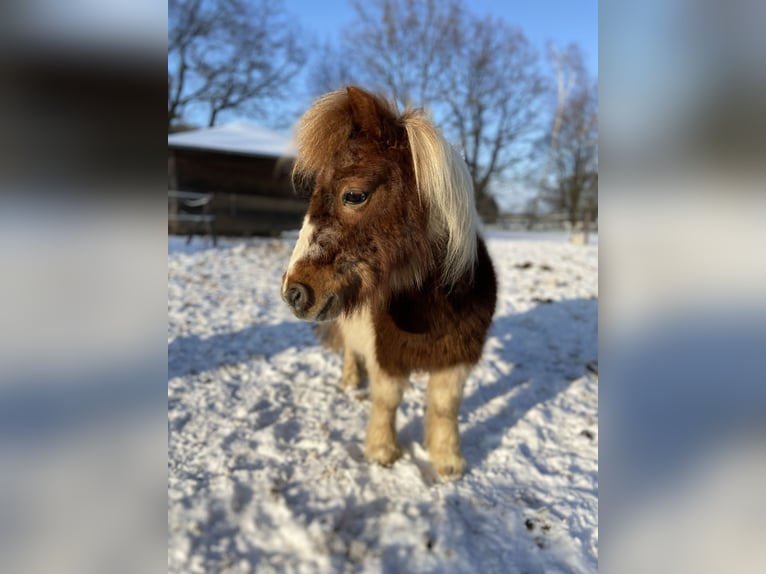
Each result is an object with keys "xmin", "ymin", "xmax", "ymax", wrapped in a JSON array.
[
  {"xmin": 168, "ymin": 121, "xmax": 296, "ymax": 158},
  {"xmin": 168, "ymin": 231, "xmax": 598, "ymax": 573}
]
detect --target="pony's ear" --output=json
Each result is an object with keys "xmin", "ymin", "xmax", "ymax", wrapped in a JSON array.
[{"xmin": 346, "ymin": 86, "xmax": 382, "ymax": 139}]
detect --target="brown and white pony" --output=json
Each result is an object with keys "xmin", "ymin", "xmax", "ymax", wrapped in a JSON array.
[{"xmin": 282, "ymin": 86, "xmax": 496, "ymax": 478}]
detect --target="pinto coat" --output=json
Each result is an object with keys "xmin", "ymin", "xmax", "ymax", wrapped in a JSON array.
[{"xmin": 282, "ymin": 86, "xmax": 496, "ymax": 477}]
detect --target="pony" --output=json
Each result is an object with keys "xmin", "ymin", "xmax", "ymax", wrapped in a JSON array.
[{"xmin": 281, "ymin": 86, "xmax": 496, "ymax": 478}]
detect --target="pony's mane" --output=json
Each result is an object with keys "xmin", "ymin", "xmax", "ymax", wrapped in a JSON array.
[
  {"xmin": 293, "ymin": 88, "xmax": 479, "ymax": 287},
  {"xmin": 402, "ymin": 112, "xmax": 479, "ymax": 286}
]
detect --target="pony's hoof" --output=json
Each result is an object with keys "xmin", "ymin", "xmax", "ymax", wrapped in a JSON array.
[
  {"xmin": 365, "ymin": 442, "xmax": 402, "ymax": 467},
  {"xmin": 341, "ymin": 374, "xmax": 360, "ymax": 390},
  {"xmin": 431, "ymin": 451, "xmax": 466, "ymax": 479}
]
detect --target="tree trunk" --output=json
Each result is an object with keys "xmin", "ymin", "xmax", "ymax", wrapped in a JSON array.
[
  {"xmin": 474, "ymin": 182, "xmax": 499, "ymax": 224},
  {"xmin": 208, "ymin": 108, "xmax": 219, "ymax": 127}
]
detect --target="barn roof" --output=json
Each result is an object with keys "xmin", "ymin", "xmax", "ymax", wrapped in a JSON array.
[{"xmin": 168, "ymin": 121, "xmax": 296, "ymax": 158}]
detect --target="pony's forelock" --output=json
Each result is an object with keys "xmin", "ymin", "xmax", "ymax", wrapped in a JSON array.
[{"xmin": 291, "ymin": 90, "xmax": 354, "ymax": 190}]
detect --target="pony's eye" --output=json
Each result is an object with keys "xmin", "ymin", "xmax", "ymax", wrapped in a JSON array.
[{"xmin": 342, "ymin": 191, "xmax": 369, "ymax": 205}]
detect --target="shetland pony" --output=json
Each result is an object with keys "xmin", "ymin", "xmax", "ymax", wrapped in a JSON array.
[{"xmin": 281, "ymin": 86, "xmax": 496, "ymax": 478}]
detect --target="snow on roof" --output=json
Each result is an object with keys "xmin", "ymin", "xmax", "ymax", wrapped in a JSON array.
[{"xmin": 168, "ymin": 121, "xmax": 296, "ymax": 158}]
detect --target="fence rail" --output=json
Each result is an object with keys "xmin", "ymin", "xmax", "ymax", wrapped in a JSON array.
[{"xmin": 168, "ymin": 190, "xmax": 217, "ymax": 245}]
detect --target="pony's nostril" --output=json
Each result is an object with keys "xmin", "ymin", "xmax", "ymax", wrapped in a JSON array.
[{"xmin": 285, "ymin": 282, "xmax": 310, "ymax": 312}]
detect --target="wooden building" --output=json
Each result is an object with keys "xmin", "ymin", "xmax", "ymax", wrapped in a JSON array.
[{"xmin": 168, "ymin": 122, "xmax": 307, "ymax": 236}]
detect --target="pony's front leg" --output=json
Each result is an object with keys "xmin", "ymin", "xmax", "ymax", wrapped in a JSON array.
[
  {"xmin": 426, "ymin": 365, "xmax": 470, "ymax": 478},
  {"xmin": 364, "ymin": 367, "xmax": 406, "ymax": 466}
]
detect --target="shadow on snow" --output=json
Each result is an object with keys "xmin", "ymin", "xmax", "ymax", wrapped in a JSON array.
[
  {"xmin": 397, "ymin": 297, "xmax": 598, "ymax": 470},
  {"xmin": 168, "ymin": 320, "xmax": 316, "ymax": 381}
]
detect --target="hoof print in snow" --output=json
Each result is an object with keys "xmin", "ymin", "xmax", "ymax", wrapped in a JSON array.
[
  {"xmin": 531, "ymin": 296, "xmax": 554, "ymax": 304},
  {"xmin": 230, "ymin": 482, "xmax": 253, "ymax": 513},
  {"xmin": 580, "ymin": 429, "xmax": 595, "ymax": 440},
  {"xmin": 525, "ymin": 515, "xmax": 553, "ymax": 543},
  {"xmin": 345, "ymin": 443, "xmax": 366, "ymax": 463}
]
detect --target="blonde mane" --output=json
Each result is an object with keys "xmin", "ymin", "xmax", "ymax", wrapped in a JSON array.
[
  {"xmin": 403, "ymin": 112, "xmax": 479, "ymax": 285},
  {"xmin": 292, "ymin": 89, "xmax": 480, "ymax": 286}
]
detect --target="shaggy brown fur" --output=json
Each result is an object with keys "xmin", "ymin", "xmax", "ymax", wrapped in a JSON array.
[{"xmin": 282, "ymin": 86, "xmax": 497, "ymax": 478}]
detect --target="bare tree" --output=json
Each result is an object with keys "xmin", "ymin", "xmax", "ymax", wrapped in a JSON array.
[
  {"xmin": 441, "ymin": 17, "xmax": 546, "ymax": 223},
  {"xmin": 348, "ymin": 0, "xmax": 462, "ymax": 108},
  {"xmin": 536, "ymin": 44, "xmax": 583, "ymax": 192},
  {"xmin": 538, "ymin": 45, "xmax": 598, "ymax": 228},
  {"xmin": 168, "ymin": 0, "xmax": 305, "ymax": 130},
  {"xmin": 342, "ymin": 0, "xmax": 544, "ymax": 222},
  {"xmin": 306, "ymin": 40, "xmax": 359, "ymax": 97}
]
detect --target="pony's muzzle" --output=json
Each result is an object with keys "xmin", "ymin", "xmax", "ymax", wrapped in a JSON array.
[
  {"xmin": 282, "ymin": 279, "xmax": 342, "ymax": 322},
  {"xmin": 283, "ymin": 282, "xmax": 313, "ymax": 315}
]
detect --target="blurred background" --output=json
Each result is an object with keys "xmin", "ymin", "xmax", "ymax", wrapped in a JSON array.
[
  {"xmin": 600, "ymin": 1, "xmax": 766, "ymax": 572},
  {"xmin": 167, "ymin": 0, "xmax": 598, "ymax": 239},
  {"xmin": 0, "ymin": 0, "xmax": 765, "ymax": 572},
  {"xmin": 0, "ymin": 2, "xmax": 167, "ymax": 574}
]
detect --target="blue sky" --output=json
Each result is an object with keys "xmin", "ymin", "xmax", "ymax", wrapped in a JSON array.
[
  {"xmin": 179, "ymin": 0, "xmax": 597, "ymax": 210},
  {"xmin": 284, "ymin": 0, "xmax": 598, "ymax": 76},
  {"xmin": 182, "ymin": 0, "xmax": 597, "ymax": 128},
  {"xmin": 277, "ymin": 0, "xmax": 598, "ymax": 210}
]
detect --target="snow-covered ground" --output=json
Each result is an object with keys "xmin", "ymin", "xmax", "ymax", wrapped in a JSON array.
[{"xmin": 168, "ymin": 230, "xmax": 598, "ymax": 574}]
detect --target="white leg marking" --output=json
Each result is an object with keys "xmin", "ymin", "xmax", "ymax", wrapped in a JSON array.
[
  {"xmin": 339, "ymin": 308, "xmax": 405, "ymax": 466},
  {"xmin": 426, "ymin": 364, "xmax": 470, "ymax": 478},
  {"xmin": 365, "ymin": 365, "xmax": 406, "ymax": 466}
]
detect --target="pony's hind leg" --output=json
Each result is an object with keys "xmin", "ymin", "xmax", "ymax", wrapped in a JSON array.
[
  {"xmin": 341, "ymin": 346, "xmax": 364, "ymax": 389},
  {"xmin": 425, "ymin": 365, "xmax": 470, "ymax": 478},
  {"xmin": 364, "ymin": 368, "xmax": 406, "ymax": 466},
  {"xmin": 317, "ymin": 321, "xmax": 365, "ymax": 390}
]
